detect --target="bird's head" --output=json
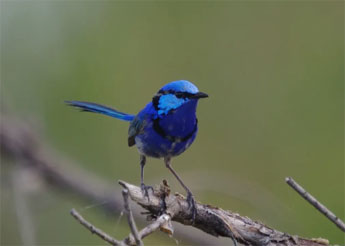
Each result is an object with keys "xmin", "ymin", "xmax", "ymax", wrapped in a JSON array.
[{"xmin": 152, "ymin": 80, "xmax": 208, "ymax": 116}]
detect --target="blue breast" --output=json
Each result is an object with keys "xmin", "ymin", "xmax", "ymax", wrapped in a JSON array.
[{"xmin": 134, "ymin": 100, "xmax": 198, "ymax": 158}]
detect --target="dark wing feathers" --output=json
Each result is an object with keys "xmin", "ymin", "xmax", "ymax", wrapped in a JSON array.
[{"xmin": 128, "ymin": 116, "xmax": 145, "ymax": 147}]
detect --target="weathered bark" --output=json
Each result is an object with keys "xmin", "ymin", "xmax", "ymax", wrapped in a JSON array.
[{"xmin": 119, "ymin": 181, "xmax": 329, "ymax": 246}]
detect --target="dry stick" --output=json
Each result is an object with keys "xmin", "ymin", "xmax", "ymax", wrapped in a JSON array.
[
  {"xmin": 137, "ymin": 214, "xmax": 171, "ymax": 240},
  {"xmin": 126, "ymin": 214, "xmax": 172, "ymax": 245},
  {"xmin": 71, "ymin": 190, "xmax": 173, "ymax": 246},
  {"xmin": 70, "ymin": 209, "xmax": 172, "ymax": 246},
  {"xmin": 119, "ymin": 180, "xmax": 330, "ymax": 246},
  {"xmin": 70, "ymin": 209, "xmax": 125, "ymax": 246},
  {"xmin": 286, "ymin": 177, "xmax": 345, "ymax": 233},
  {"xmin": 122, "ymin": 189, "xmax": 143, "ymax": 246}
]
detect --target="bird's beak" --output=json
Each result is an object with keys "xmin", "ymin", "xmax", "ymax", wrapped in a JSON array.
[{"xmin": 191, "ymin": 92, "xmax": 209, "ymax": 99}]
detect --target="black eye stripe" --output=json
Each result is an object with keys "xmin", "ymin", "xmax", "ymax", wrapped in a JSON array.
[
  {"xmin": 174, "ymin": 92, "xmax": 184, "ymax": 98},
  {"xmin": 157, "ymin": 90, "xmax": 193, "ymax": 98},
  {"xmin": 152, "ymin": 95, "xmax": 160, "ymax": 110},
  {"xmin": 152, "ymin": 90, "xmax": 195, "ymax": 109}
]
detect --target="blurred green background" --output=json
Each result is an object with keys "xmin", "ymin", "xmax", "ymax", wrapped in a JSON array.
[{"xmin": 1, "ymin": 1, "xmax": 344, "ymax": 245}]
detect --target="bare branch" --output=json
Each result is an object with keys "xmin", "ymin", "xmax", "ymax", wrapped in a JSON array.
[
  {"xmin": 70, "ymin": 208, "xmax": 125, "ymax": 246},
  {"xmin": 125, "ymin": 214, "xmax": 172, "ymax": 245},
  {"xmin": 139, "ymin": 214, "xmax": 171, "ymax": 239},
  {"xmin": 71, "ymin": 188, "xmax": 173, "ymax": 246},
  {"xmin": 122, "ymin": 189, "xmax": 143, "ymax": 246},
  {"xmin": 286, "ymin": 177, "xmax": 345, "ymax": 233},
  {"xmin": 119, "ymin": 180, "xmax": 330, "ymax": 246}
]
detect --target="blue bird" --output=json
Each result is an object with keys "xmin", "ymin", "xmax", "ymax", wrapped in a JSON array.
[{"xmin": 66, "ymin": 80, "xmax": 208, "ymax": 220}]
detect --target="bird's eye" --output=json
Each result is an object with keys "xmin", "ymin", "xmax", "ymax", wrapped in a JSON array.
[{"xmin": 175, "ymin": 92, "xmax": 184, "ymax": 98}]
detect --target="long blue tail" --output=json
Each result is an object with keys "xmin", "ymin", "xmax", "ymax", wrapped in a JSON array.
[{"xmin": 65, "ymin": 100, "xmax": 135, "ymax": 121}]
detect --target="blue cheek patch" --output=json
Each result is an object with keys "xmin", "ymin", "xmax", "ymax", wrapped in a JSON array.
[{"xmin": 158, "ymin": 94, "xmax": 186, "ymax": 116}]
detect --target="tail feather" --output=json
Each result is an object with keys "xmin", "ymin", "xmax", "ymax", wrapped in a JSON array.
[{"xmin": 65, "ymin": 100, "xmax": 135, "ymax": 121}]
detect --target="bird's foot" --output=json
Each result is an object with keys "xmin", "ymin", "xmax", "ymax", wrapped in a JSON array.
[
  {"xmin": 141, "ymin": 183, "xmax": 154, "ymax": 201},
  {"xmin": 186, "ymin": 192, "xmax": 197, "ymax": 223}
]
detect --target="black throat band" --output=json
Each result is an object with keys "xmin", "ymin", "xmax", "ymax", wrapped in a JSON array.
[{"xmin": 152, "ymin": 118, "xmax": 198, "ymax": 143}]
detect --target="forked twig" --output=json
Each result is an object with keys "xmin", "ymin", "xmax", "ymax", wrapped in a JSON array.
[
  {"xmin": 122, "ymin": 189, "xmax": 142, "ymax": 246},
  {"xmin": 70, "ymin": 186, "xmax": 173, "ymax": 246},
  {"xmin": 286, "ymin": 177, "xmax": 345, "ymax": 233},
  {"xmin": 70, "ymin": 209, "xmax": 124, "ymax": 246}
]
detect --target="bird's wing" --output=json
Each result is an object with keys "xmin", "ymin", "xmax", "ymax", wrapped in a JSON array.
[{"xmin": 128, "ymin": 115, "xmax": 145, "ymax": 147}]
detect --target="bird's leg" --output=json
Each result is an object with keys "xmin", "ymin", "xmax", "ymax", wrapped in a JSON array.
[
  {"xmin": 164, "ymin": 157, "xmax": 197, "ymax": 222},
  {"xmin": 140, "ymin": 155, "xmax": 153, "ymax": 200}
]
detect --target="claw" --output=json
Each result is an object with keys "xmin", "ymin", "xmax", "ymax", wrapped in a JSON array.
[
  {"xmin": 141, "ymin": 183, "xmax": 154, "ymax": 201},
  {"xmin": 186, "ymin": 192, "xmax": 197, "ymax": 223}
]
